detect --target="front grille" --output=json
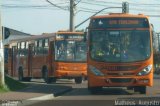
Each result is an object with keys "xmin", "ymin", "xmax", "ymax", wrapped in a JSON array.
[
  {"xmin": 110, "ymin": 78, "xmax": 133, "ymax": 83},
  {"xmin": 105, "ymin": 65, "xmax": 140, "ymax": 71},
  {"xmin": 107, "ymin": 73, "xmax": 134, "ymax": 76}
]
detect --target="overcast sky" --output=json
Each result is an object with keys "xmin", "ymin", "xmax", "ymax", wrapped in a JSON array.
[{"xmin": 1, "ymin": 0, "xmax": 160, "ymax": 35}]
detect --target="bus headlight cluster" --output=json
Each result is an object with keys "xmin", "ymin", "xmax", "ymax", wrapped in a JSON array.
[
  {"xmin": 89, "ymin": 65, "xmax": 104, "ymax": 76},
  {"xmin": 137, "ymin": 65, "xmax": 152, "ymax": 76}
]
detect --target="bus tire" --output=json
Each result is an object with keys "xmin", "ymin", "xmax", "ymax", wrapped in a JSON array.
[
  {"xmin": 52, "ymin": 77, "xmax": 57, "ymax": 83},
  {"xmin": 139, "ymin": 86, "xmax": 146, "ymax": 94},
  {"xmin": 134, "ymin": 86, "xmax": 146, "ymax": 94},
  {"xmin": 43, "ymin": 70, "xmax": 53, "ymax": 84},
  {"xmin": 18, "ymin": 68, "xmax": 24, "ymax": 81},
  {"xmin": 75, "ymin": 77, "xmax": 82, "ymax": 84},
  {"xmin": 85, "ymin": 76, "xmax": 88, "ymax": 80},
  {"xmin": 127, "ymin": 86, "xmax": 134, "ymax": 90},
  {"xmin": 23, "ymin": 77, "xmax": 32, "ymax": 82}
]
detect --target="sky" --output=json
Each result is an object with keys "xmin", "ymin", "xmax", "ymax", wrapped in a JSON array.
[{"xmin": 1, "ymin": 0, "xmax": 160, "ymax": 35}]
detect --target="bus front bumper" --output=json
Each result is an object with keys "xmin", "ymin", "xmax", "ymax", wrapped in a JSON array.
[
  {"xmin": 54, "ymin": 70, "xmax": 87, "ymax": 78},
  {"xmin": 88, "ymin": 74, "xmax": 153, "ymax": 87}
]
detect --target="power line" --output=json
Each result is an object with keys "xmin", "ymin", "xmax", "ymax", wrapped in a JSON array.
[
  {"xmin": 81, "ymin": 1, "xmax": 113, "ymax": 7},
  {"xmin": 46, "ymin": 0, "xmax": 69, "ymax": 11},
  {"xmin": 86, "ymin": 0, "xmax": 160, "ymax": 5},
  {"xmin": 85, "ymin": 0, "xmax": 121, "ymax": 5},
  {"xmin": 1, "ymin": 5, "xmax": 66, "ymax": 10},
  {"xmin": 75, "ymin": 0, "xmax": 82, "ymax": 6},
  {"xmin": 75, "ymin": 6, "xmax": 122, "ymax": 28},
  {"xmin": 82, "ymin": 0, "xmax": 160, "ymax": 7}
]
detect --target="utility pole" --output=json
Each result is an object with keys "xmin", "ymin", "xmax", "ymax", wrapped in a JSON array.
[
  {"xmin": 46, "ymin": 0, "xmax": 76, "ymax": 32},
  {"xmin": 70, "ymin": 0, "xmax": 75, "ymax": 32},
  {"xmin": 0, "ymin": 7, "xmax": 5, "ymax": 87},
  {"xmin": 158, "ymin": 33, "xmax": 160, "ymax": 51}
]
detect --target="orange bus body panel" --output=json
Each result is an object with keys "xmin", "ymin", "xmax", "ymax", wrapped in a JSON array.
[
  {"xmin": 88, "ymin": 13, "xmax": 153, "ymax": 89},
  {"xmin": 54, "ymin": 62, "xmax": 87, "ymax": 78}
]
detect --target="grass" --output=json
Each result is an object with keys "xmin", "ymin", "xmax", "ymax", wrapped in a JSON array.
[
  {"xmin": 0, "ymin": 85, "xmax": 9, "ymax": 92},
  {"xmin": 0, "ymin": 75, "xmax": 27, "ymax": 93}
]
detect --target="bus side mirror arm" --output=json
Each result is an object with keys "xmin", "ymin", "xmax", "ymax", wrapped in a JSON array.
[{"xmin": 84, "ymin": 27, "xmax": 88, "ymax": 42}]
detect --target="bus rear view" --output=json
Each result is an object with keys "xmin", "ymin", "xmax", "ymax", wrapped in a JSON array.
[{"xmin": 87, "ymin": 13, "xmax": 153, "ymax": 94}]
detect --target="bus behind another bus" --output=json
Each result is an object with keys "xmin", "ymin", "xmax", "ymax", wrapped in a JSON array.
[{"xmin": 7, "ymin": 31, "xmax": 87, "ymax": 84}]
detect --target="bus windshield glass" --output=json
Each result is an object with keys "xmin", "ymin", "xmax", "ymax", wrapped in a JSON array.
[
  {"xmin": 90, "ymin": 30, "xmax": 151, "ymax": 62},
  {"xmin": 55, "ymin": 35, "xmax": 86, "ymax": 62}
]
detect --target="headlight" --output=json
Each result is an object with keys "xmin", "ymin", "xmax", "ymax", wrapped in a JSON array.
[
  {"xmin": 89, "ymin": 65, "xmax": 104, "ymax": 76},
  {"xmin": 137, "ymin": 65, "xmax": 152, "ymax": 76}
]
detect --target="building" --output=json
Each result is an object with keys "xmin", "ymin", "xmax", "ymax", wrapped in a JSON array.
[{"xmin": 2, "ymin": 27, "xmax": 33, "ymax": 45}]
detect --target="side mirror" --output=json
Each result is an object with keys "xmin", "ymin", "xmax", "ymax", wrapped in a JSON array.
[
  {"xmin": 84, "ymin": 27, "xmax": 88, "ymax": 42},
  {"xmin": 84, "ymin": 32, "xmax": 87, "ymax": 42}
]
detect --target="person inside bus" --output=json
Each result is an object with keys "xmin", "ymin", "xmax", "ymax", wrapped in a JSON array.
[
  {"xmin": 109, "ymin": 44, "xmax": 120, "ymax": 58},
  {"xmin": 57, "ymin": 42, "xmax": 66, "ymax": 60},
  {"xmin": 120, "ymin": 33, "xmax": 130, "ymax": 58},
  {"xmin": 91, "ymin": 43, "xmax": 105, "ymax": 59}
]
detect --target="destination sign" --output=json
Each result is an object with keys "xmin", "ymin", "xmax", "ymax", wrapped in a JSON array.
[
  {"xmin": 89, "ymin": 18, "xmax": 149, "ymax": 29},
  {"xmin": 56, "ymin": 34, "xmax": 84, "ymax": 39},
  {"xmin": 109, "ymin": 20, "xmax": 139, "ymax": 25}
]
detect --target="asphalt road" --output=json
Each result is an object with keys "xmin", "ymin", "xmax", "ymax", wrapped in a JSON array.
[{"xmin": 27, "ymin": 78, "xmax": 160, "ymax": 106}]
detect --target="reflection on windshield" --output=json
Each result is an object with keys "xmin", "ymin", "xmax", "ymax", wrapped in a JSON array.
[
  {"xmin": 55, "ymin": 40, "xmax": 86, "ymax": 62},
  {"xmin": 90, "ymin": 30, "xmax": 151, "ymax": 62}
]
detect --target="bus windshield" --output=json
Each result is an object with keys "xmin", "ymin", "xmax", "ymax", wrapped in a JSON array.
[
  {"xmin": 90, "ymin": 30, "xmax": 151, "ymax": 62},
  {"xmin": 55, "ymin": 40, "xmax": 86, "ymax": 62}
]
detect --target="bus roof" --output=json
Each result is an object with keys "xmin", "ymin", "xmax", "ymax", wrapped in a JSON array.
[
  {"xmin": 10, "ymin": 33, "xmax": 56, "ymax": 43},
  {"xmin": 56, "ymin": 31, "xmax": 84, "ymax": 35},
  {"xmin": 91, "ymin": 13, "xmax": 149, "ymax": 19}
]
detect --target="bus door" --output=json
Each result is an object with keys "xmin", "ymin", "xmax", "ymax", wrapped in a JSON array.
[
  {"xmin": 11, "ymin": 46, "xmax": 17, "ymax": 77},
  {"xmin": 28, "ymin": 44, "xmax": 34, "ymax": 77},
  {"xmin": 49, "ymin": 41, "xmax": 55, "ymax": 75}
]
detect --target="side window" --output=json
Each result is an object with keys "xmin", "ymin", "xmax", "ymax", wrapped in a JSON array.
[
  {"xmin": 44, "ymin": 39, "xmax": 49, "ymax": 55},
  {"xmin": 34, "ymin": 40, "xmax": 38, "ymax": 55},
  {"xmin": 25, "ymin": 41, "xmax": 29, "ymax": 56},
  {"xmin": 39, "ymin": 39, "xmax": 43, "ymax": 55},
  {"xmin": 21, "ymin": 42, "xmax": 25, "ymax": 56},
  {"xmin": 26, "ymin": 42, "xmax": 29, "ymax": 49},
  {"xmin": 17, "ymin": 43, "xmax": 21, "ymax": 56},
  {"xmin": 39, "ymin": 39, "xmax": 43, "ymax": 47}
]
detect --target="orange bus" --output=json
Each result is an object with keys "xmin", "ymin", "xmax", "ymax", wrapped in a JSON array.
[
  {"xmin": 87, "ymin": 13, "xmax": 154, "ymax": 94},
  {"xmin": 7, "ymin": 31, "xmax": 87, "ymax": 84}
]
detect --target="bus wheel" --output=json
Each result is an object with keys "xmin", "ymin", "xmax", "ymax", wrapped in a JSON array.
[
  {"xmin": 18, "ymin": 69, "xmax": 24, "ymax": 81},
  {"xmin": 88, "ymin": 86, "xmax": 102, "ymax": 94},
  {"xmin": 43, "ymin": 70, "xmax": 53, "ymax": 84},
  {"xmin": 83, "ymin": 76, "xmax": 88, "ymax": 81},
  {"xmin": 52, "ymin": 77, "xmax": 57, "ymax": 83},
  {"xmin": 139, "ymin": 86, "xmax": 146, "ymax": 94},
  {"xmin": 127, "ymin": 86, "xmax": 134, "ymax": 90},
  {"xmin": 134, "ymin": 86, "xmax": 146, "ymax": 94},
  {"xmin": 75, "ymin": 77, "xmax": 82, "ymax": 84},
  {"xmin": 23, "ymin": 77, "xmax": 32, "ymax": 82}
]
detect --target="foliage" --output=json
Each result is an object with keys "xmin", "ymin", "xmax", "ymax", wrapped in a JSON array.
[{"xmin": 0, "ymin": 75, "xmax": 27, "ymax": 93}]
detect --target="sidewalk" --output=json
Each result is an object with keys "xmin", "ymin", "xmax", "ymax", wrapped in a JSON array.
[{"xmin": 0, "ymin": 81, "xmax": 72, "ymax": 106}]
